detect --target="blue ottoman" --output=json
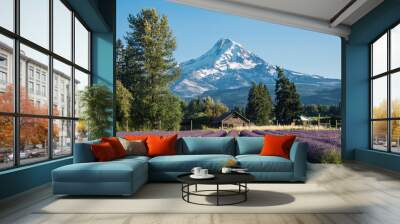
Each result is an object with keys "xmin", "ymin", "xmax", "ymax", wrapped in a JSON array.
[{"xmin": 52, "ymin": 157, "xmax": 148, "ymax": 196}]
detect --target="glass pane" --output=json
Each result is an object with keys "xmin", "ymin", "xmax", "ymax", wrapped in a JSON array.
[
  {"xmin": 391, "ymin": 72, "xmax": 400, "ymax": 118},
  {"xmin": 391, "ymin": 120, "xmax": 400, "ymax": 153},
  {"xmin": 0, "ymin": 116, "xmax": 13, "ymax": 170},
  {"xmin": 53, "ymin": 59, "xmax": 72, "ymax": 117},
  {"xmin": 74, "ymin": 18, "xmax": 89, "ymax": 70},
  {"xmin": 0, "ymin": 35, "xmax": 14, "ymax": 112},
  {"xmin": 75, "ymin": 120, "xmax": 88, "ymax": 143},
  {"xmin": 53, "ymin": 119, "xmax": 72, "ymax": 158},
  {"xmin": 20, "ymin": 0, "xmax": 49, "ymax": 49},
  {"xmin": 74, "ymin": 69, "xmax": 89, "ymax": 118},
  {"xmin": 392, "ymin": 24, "xmax": 400, "ymax": 70},
  {"xmin": 20, "ymin": 117, "xmax": 49, "ymax": 165},
  {"xmin": 0, "ymin": 0, "xmax": 14, "ymax": 31},
  {"xmin": 372, "ymin": 76, "xmax": 387, "ymax": 119},
  {"xmin": 372, "ymin": 33, "xmax": 387, "ymax": 76},
  {"xmin": 372, "ymin": 121, "xmax": 388, "ymax": 151},
  {"xmin": 20, "ymin": 44, "xmax": 49, "ymax": 115},
  {"xmin": 53, "ymin": 0, "xmax": 72, "ymax": 60}
]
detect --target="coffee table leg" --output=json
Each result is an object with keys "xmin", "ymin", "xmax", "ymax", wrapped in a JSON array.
[
  {"xmin": 187, "ymin": 184, "xmax": 190, "ymax": 202},
  {"xmin": 245, "ymin": 183, "xmax": 247, "ymax": 201},
  {"xmin": 216, "ymin": 184, "xmax": 219, "ymax": 206},
  {"xmin": 195, "ymin": 184, "xmax": 198, "ymax": 192}
]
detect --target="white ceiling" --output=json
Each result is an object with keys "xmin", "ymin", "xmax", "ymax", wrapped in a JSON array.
[
  {"xmin": 170, "ymin": 0, "xmax": 384, "ymax": 38},
  {"xmin": 227, "ymin": 0, "xmax": 352, "ymax": 22}
]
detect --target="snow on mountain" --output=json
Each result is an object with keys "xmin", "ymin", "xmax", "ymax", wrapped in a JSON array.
[{"xmin": 172, "ymin": 38, "xmax": 340, "ymax": 104}]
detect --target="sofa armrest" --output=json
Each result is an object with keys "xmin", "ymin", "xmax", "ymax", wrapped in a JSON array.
[
  {"xmin": 73, "ymin": 140, "xmax": 100, "ymax": 163},
  {"xmin": 289, "ymin": 141, "xmax": 308, "ymax": 182}
]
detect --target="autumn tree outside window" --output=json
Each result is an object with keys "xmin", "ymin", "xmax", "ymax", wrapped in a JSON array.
[
  {"xmin": 370, "ymin": 23, "xmax": 400, "ymax": 153},
  {"xmin": 0, "ymin": 0, "xmax": 91, "ymax": 170}
]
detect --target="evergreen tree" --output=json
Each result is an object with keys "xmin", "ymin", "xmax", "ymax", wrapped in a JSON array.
[
  {"xmin": 80, "ymin": 84, "xmax": 113, "ymax": 139},
  {"xmin": 232, "ymin": 106, "xmax": 246, "ymax": 116},
  {"xmin": 116, "ymin": 39, "xmax": 125, "ymax": 81},
  {"xmin": 185, "ymin": 97, "xmax": 204, "ymax": 119},
  {"xmin": 274, "ymin": 67, "xmax": 302, "ymax": 124},
  {"xmin": 116, "ymin": 80, "xmax": 133, "ymax": 131},
  {"xmin": 245, "ymin": 82, "xmax": 273, "ymax": 125},
  {"xmin": 123, "ymin": 9, "xmax": 182, "ymax": 130}
]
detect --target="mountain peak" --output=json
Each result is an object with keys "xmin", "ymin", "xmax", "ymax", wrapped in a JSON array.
[
  {"xmin": 172, "ymin": 38, "xmax": 340, "ymax": 103},
  {"xmin": 178, "ymin": 38, "xmax": 265, "ymax": 81},
  {"xmin": 214, "ymin": 38, "xmax": 241, "ymax": 49}
]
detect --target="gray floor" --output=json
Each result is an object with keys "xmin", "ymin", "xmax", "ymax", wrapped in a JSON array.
[{"xmin": 1, "ymin": 163, "xmax": 400, "ymax": 224}]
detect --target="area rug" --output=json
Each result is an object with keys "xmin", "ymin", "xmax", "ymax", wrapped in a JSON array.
[{"xmin": 37, "ymin": 183, "xmax": 362, "ymax": 214}]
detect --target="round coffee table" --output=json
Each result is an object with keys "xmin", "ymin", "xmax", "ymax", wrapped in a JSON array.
[{"xmin": 177, "ymin": 173, "xmax": 255, "ymax": 206}]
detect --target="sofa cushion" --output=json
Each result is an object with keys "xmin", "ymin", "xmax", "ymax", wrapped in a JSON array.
[
  {"xmin": 149, "ymin": 154, "xmax": 235, "ymax": 172},
  {"xmin": 236, "ymin": 155, "xmax": 293, "ymax": 172},
  {"xmin": 236, "ymin": 137, "xmax": 264, "ymax": 155},
  {"xmin": 116, "ymin": 155, "xmax": 150, "ymax": 163},
  {"xmin": 53, "ymin": 158, "xmax": 147, "ymax": 183},
  {"xmin": 181, "ymin": 137, "xmax": 235, "ymax": 155}
]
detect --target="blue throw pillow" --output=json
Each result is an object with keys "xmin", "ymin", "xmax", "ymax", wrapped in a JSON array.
[
  {"xmin": 236, "ymin": 137, "xmax": 264, "ymax": 155},
  {"xmin": 181, "ymin": 137, "xmax": 235, "ymax": 155}
]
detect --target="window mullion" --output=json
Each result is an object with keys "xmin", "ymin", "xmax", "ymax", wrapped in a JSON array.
[
  {"xmin": 370, "ymin": 45, "xmax": 373, "ymax": 149},
  {"xmin": 48, "ymin": 0, "xmax": 54, "ymax": 160},
  {"xmin": 388, "ymin": 30, "xmax": 392, "ymax": 153},
  {"xmin": 71, "ymin": 10, "xmax": 76, "ymax": 155},
  {"xmin": 13, "ymin": 0, "xmax": 20, "ymax": 167}
]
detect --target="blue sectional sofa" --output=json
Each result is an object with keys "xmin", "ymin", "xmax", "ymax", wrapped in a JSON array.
[{"xmin": 52, "ymin": 137, "xmax": 307, "ymax": 196}]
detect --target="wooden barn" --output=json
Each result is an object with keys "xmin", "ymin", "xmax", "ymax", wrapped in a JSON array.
[{"xmin": 213, "ymin": 111, "xmax": 250, "ymax": 129}]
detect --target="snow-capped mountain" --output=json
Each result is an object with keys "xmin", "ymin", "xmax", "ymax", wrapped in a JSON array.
[{"xmin": 172, "ymin": 38, "xmax": 340, "ymax": 107}]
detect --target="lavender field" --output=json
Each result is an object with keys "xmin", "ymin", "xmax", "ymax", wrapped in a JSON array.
[
  {"xmin": 240, "ymin": 129, "xmax": 341, "ymax": 163},
  {"xmin": 117, "ymin": 129, "xmax": 341, "ymax": 163}
]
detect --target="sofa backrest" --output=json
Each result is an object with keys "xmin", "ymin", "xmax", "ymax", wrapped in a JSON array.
[
  {"xmin": 74, "ymin": 136, "xmax": 269, "ymax": 160},
  {"xmin": 236, "ymin": 137, "xmax": 264, "ymax": 155},
  {"xmin": 73, "ymin": 139, "xmax": 100, "ymax": 163},
  {"xmin": 180, "ymin": 137, "xmax": 235, "ymax": 155}
]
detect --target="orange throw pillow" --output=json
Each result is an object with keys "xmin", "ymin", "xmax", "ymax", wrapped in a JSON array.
[
  {"xmin": 124, "ymin": 135, "xmax": 148, "ymax": 141},
  {"xmin": 260, "ymin": 135, "xmax": 296, "ymax": 159},
  {"xmin": 91, "ymin": 142, "xmax": 117, "ymax": 162},
  {"xmin": 146, "ymin": 135, "xmax": 177, "ymax": 157},
  {"xmin": 101, "ymin": 137, "xmax": 127, "ymax": 158}
]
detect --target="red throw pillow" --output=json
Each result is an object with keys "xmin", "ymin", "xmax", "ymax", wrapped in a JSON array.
[
  {"xmin": 101, "ymin": 137, "xmax": 127, "ymax": 158},
  {"xmin": 260, "ymin": 135, "xmax": 296, "ymax": 159},
  {"xmin": 146, "ymin": 135, "xmax": 177, "ymax": 157},
  {"xmin": 91, "ymin": 142, "xmax": 117, "ymax": 162}
]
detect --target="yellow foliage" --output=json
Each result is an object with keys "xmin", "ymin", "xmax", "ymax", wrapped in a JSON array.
[{"xmin": 372, "ymin": 99, "xmax": 400, "ymax": 141}]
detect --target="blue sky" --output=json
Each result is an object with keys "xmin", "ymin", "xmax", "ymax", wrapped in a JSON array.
[{"xmin": 117, "ymin": 0, "xmax": 341, "ymax": 79}]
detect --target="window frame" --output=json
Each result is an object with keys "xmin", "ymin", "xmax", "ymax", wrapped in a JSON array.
[
  {"xmin": 0, "ymin": 0, "xmax": 92, "ymax": 171},
  {"xmin": 370, "ymin": 21, "xmax": 400, "ymax": 154}
]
